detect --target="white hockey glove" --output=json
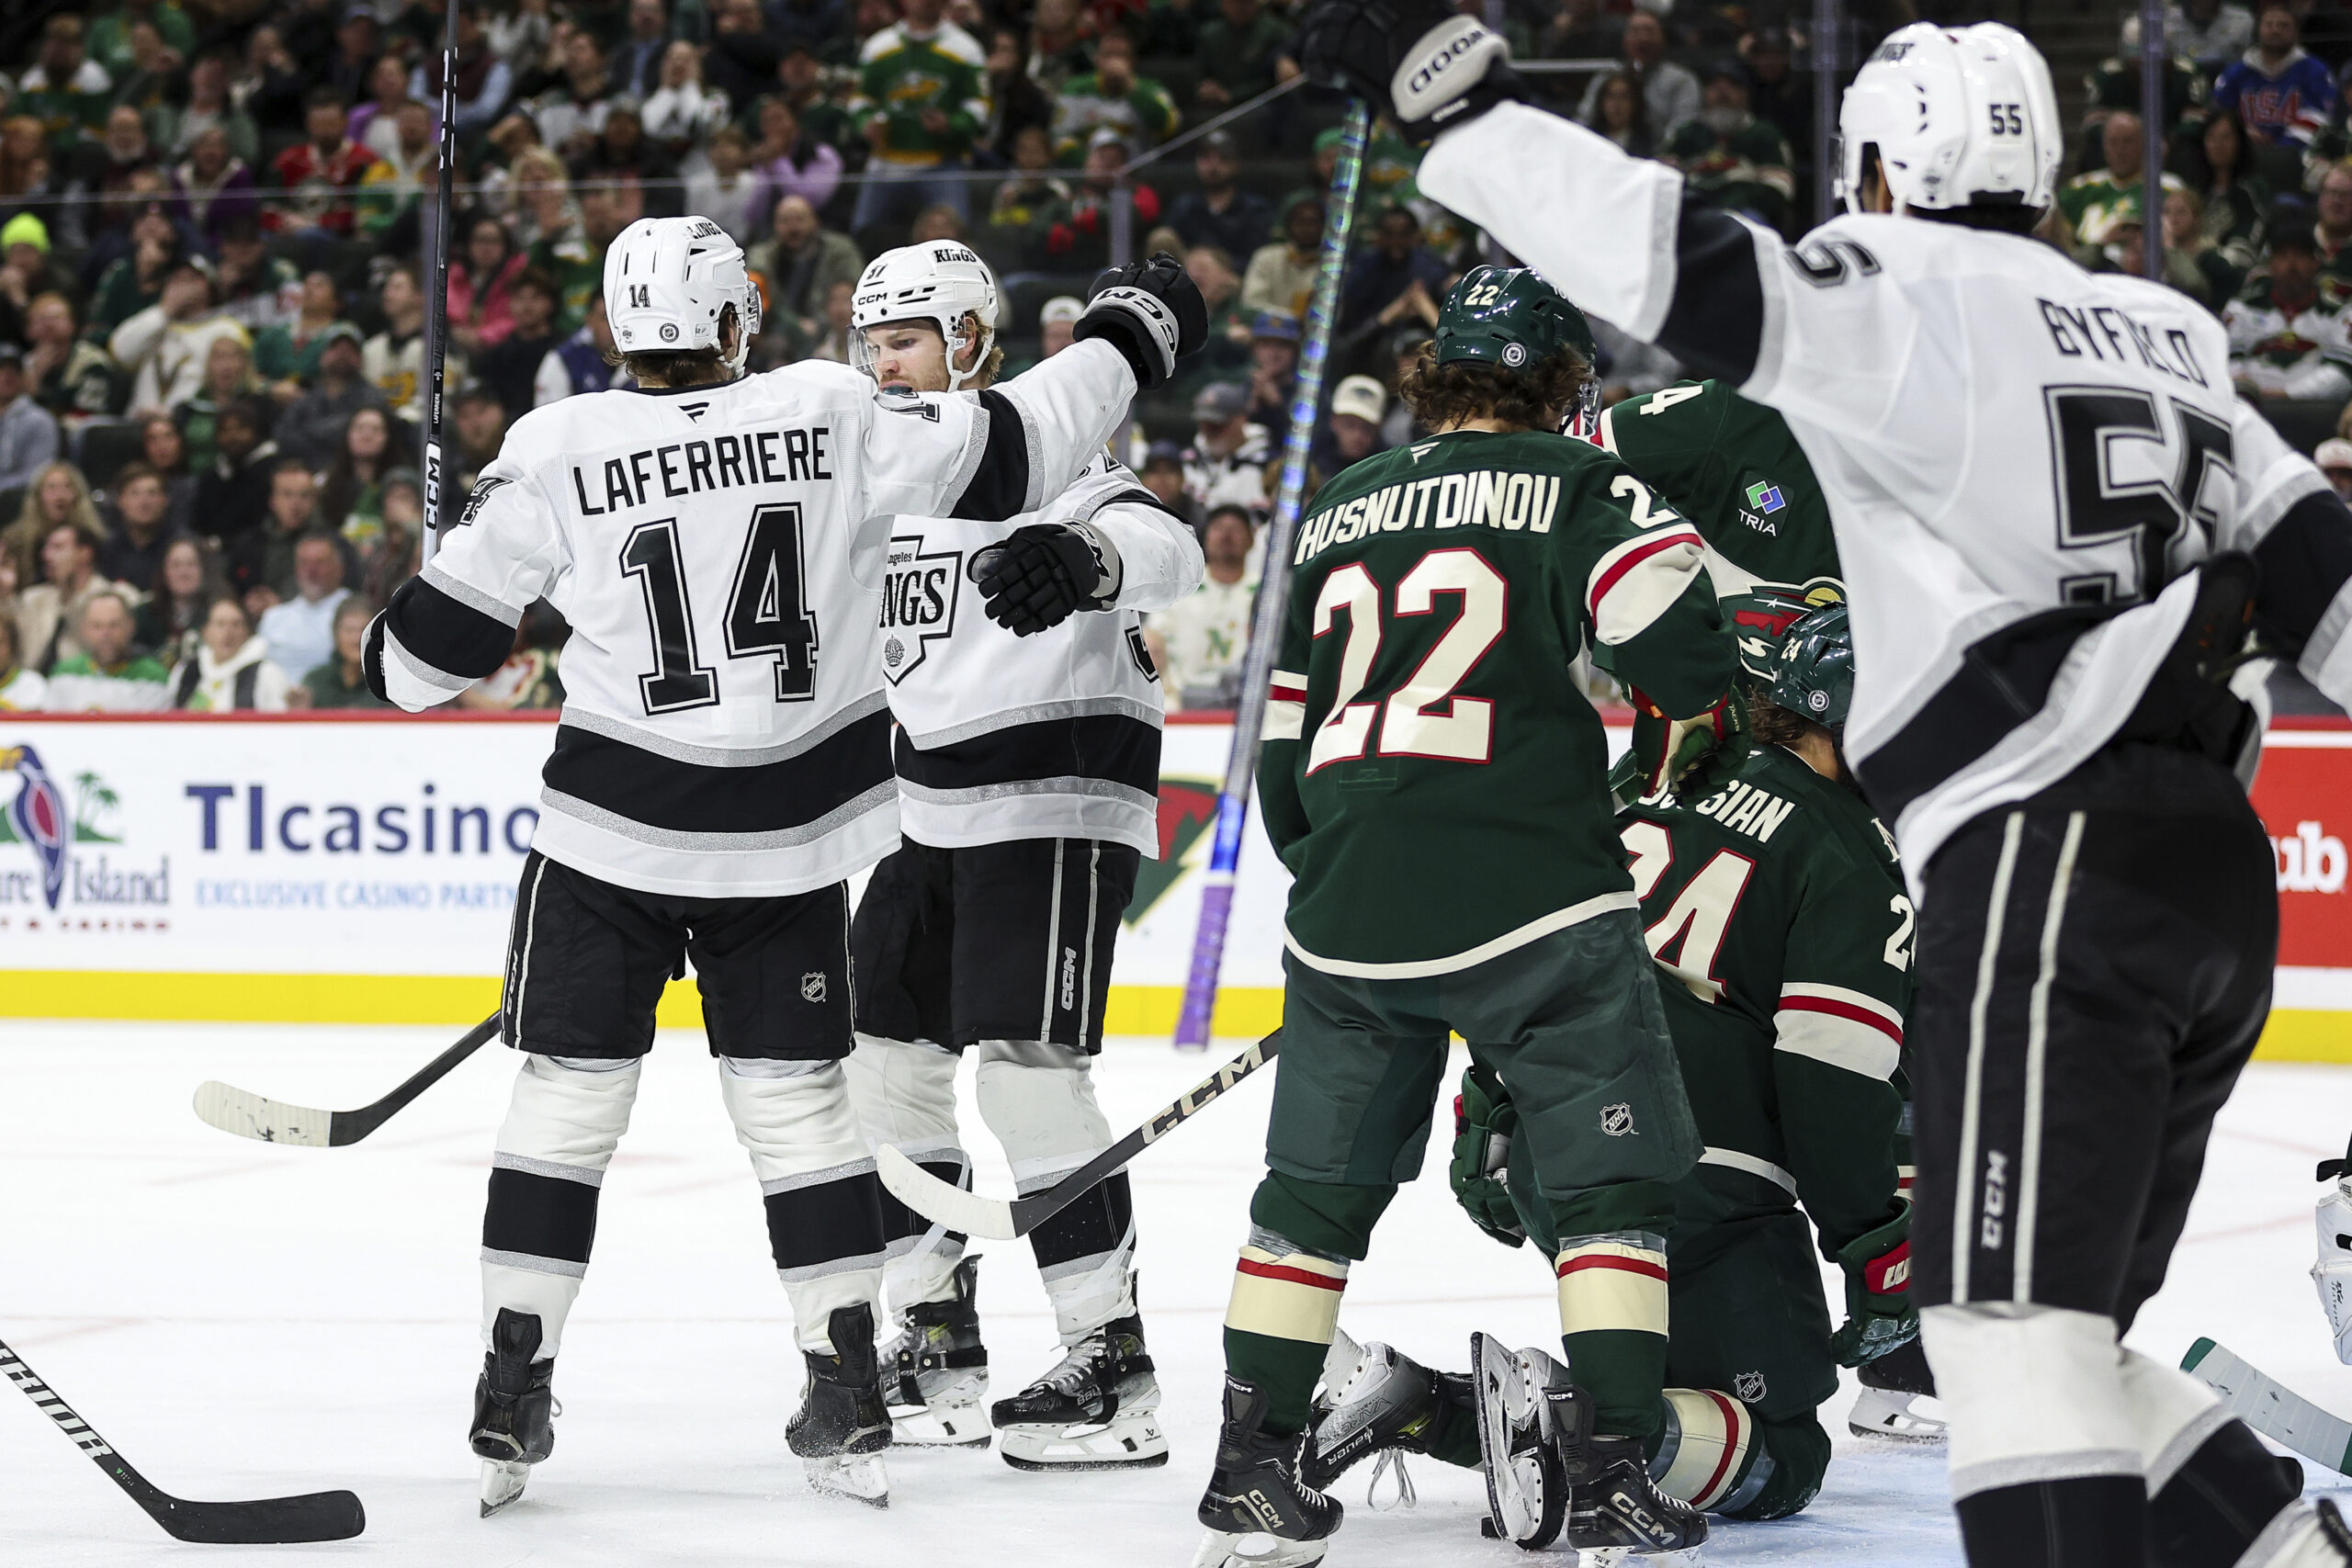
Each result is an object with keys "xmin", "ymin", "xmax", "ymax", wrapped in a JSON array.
[{"xmin": 2312, "ymin": 1158, "xmax": 2352, "ymax": 1363}]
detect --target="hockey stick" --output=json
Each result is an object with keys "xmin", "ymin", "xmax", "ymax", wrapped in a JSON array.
[
  {"xmin": 1171, "ymin": 101, "xmax": 1373, "ymax": 1049},
  {"xmin": 193, "ymin": 1012, "xmax": 499, "ymax": 1147},
  {"xmin": 417, "ymin": 0, "xmax": 461, "ymax": 567},
  {"xmin": 876, "ymin": 1029, "xmax": 1281, "ymax": 1240},
  {"xmin": 0, "ymin": 1337, "xmax": 364, "ymax": 1543},
  {"xmin": 2182, "ymin": 1337, "xmax": 2352, "ymax": 1475}
]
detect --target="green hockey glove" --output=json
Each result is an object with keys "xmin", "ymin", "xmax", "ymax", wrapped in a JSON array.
[
  {"xmin": 1617, "ymin": 685, "xmax": 1747, "ymax": 807},
  {"xmin": 1449, "ymin": 1065, "xmax": 1524, "ymax": 1248},
  {"xmin": 1831, "ymin": 1208, "xmax": 1917, "ymax": 1368}
]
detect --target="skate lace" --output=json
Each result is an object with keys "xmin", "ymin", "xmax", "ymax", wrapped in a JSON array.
[
  {"xmin": 1041, "ymin": 1337, "xmax": 1109, "ymax": 1396},
  {"xmin": 1366, "ymin": 1449, "xmax": 1417, "ymax": 1511}
]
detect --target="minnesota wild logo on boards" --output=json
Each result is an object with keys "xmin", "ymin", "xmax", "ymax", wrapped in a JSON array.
[{"xmin": 1127, "ymin": 778, "xmax": 1219, "ymax": 925}]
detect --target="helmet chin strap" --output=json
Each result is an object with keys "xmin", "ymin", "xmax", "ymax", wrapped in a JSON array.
[{"xmin": 943, "ymin": 322, "xmax": 994, "ymax": 391}]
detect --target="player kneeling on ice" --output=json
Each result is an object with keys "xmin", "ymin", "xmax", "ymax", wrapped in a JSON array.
[
  {"xmin": 1297, "ymin": 5, "xmax": 2352, "ymax": 1563},
  {"xmin": 361, "ymin": 215, "xmax": 1205, "ymax": 1516},
  {"xmin": 835, "ymin": 241, "xmax": 1204, "ymax": 1468},
  {"xmin": 1309, "ymin": 605, "xmax": 1935, "ymax": 1548},
  {"xmin": 1192, "ymin": 265, "xmax": 1736, "ymax": 1568}
]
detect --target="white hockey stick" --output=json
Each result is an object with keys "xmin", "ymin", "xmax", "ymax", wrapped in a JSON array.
[
  {"xmin": 2182, "ymin": 1337, "xmax": 2352, "ymax": 1474},
  {"xmin": 876, "ymin": 1031, "xmax": 1279, "ymax": 1240}
]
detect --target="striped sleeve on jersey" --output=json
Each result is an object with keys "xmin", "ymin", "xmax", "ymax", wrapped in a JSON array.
[
  {"xmin": 1775, "ymin": 981, "xmax": 1904, "ymax": 1079},
  {"xmin": 370, "ymin": 567, "xmax": 523, "ymax": 708},
  {"xmin": 1265, "ymin": 667, "xmax": 1307, "ymax": 742},
  {"xmin": 1587, "ymin": 526, "xmax": 1711, "ymax": 646}
]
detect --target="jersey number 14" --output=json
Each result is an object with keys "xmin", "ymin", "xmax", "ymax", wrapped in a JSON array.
[{"xmin": 621, "ymin": 503, "xmax": 820, "ymax": 714}]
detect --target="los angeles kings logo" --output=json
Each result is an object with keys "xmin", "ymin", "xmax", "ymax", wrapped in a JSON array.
[{"xmin": 879, "ymin": 533, "xmax": 961, "ymax": 683}]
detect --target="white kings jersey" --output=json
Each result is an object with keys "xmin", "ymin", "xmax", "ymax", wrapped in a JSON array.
[
  {"xmin": 1420, "ymin": 103, "xmax": 2352, "ymax": 882},
  {"xmin": 369, "ymin": 341, "xmax": 1141, "ymax": 897},
  {"xmin": 857, "ymin": 451, "xmax": 1204, "ymax": 856}
]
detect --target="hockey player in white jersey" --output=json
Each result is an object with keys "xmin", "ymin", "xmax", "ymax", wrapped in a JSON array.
[
  {"xmin": 837, "ymin": 240, "xmax": 1204, "ymax": 1469},
  {"xmin": 1295, "ymin": 11, "xmax": 2352, "ymax": 1568},
  {"xmin": 362, "ymin": 216, "xmax": 1205, "ymax": 1515}
]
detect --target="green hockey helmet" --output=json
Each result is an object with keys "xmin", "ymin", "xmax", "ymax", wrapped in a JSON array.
[
  {"xmin": 1433, "ymin": 265, "xmax": 1601, "ymax": 432},
  {"xmin": 1767, "ymin": 602, "xmax": 1856, "ymax": 731}
]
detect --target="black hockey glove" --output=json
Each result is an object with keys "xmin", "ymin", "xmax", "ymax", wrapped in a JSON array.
[
  {"xmin": 970, "ymin": 522, "xmax": 1116, "ymax": 637},
  {"xmin": 1075, "ymin": 252, "xmax": 1208, "ymax": 389},
  {"xmin": 1448, "ymin": 1065, "xmax": 1526, "ymax": 1249},
  {"xmin": 1295, "ymin": 0, "xmax": 1527, "ymax": 146},
  {"xmin": 1831, "ymin": 1209, "xmax": 1918, "ymax": 1369}
]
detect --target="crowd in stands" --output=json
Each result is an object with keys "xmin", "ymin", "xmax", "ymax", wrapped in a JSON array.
[{"xmin": 0, "ymin": 0, "xmax": 2028, "ymax": 715}]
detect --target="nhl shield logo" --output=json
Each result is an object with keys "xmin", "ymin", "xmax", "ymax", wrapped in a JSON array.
[
  {"xmin": 1600, "ymin": 1102, "xmax": 1635, "ymax": 1137},
  {"xmin": 800, "ymin": 971, "xmax": 828, "ymax": 1002},
  {"xmin": 1735, "ymin": 1370, "xmax": 1766, "ymax": 1403}
]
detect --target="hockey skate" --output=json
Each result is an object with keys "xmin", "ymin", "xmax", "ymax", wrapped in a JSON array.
[
  {"xmin": 990, "ymin": 1308, "xmax": 1166, "ymax": 1470},
  {"xmin": 787, "ymin": 1303, "xmax": 892, "ymax": 1507},
  {"xmin": 881, "ymin": 1256, "xmax": 990, "ymax": 1447},
  {"xmin": 1471, "ymin": 1334, "xmax": 1706, "ymax": 1563},
  {"xmin": 1305, "ymin": 1329, "xmax": 1474, "ymax": 1506},
  {"xmin": 1193, "ymin": 1375, "xmax": 1343, "ymax": 1568},
  {"xmin": 1847, "ymin": 1338, "xmax": 1946, "ymax": 1443},
  {"xmin": 471, "ymin": 1308, "xmax": 557, "ymax": 1517}
]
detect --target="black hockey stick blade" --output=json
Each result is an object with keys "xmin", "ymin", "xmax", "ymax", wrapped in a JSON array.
[
  {"xmin": 193, "ymin": 1012, "xmax": 500, "ymax": 1146},
  {"xmin": 876, "ymin": 1029, "xmax": 1281, "ymax": 1240},
  {"xmin": 1, "ymin": 1338, "xmax": 365, "ymax": 1543}
]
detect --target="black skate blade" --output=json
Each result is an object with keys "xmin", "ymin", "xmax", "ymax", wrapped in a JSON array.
[{"xmin": 1001, "ymin": 1449, "xmax": 1170, "ymax": 1472}]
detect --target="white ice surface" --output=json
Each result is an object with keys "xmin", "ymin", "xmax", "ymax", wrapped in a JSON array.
[{"xmin": 1, "ymin": 1024, "xmax": 2347, "ymax": 1566}]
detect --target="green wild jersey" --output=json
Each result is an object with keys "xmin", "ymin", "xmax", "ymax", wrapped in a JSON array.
[
  {"xmin": 1622, "ymin": 743, "xmax": 1910, "ymax": 1253},
  {"xmin": 1260, "ymin": 427, "xmax": 1736, "ymax": 976},
  {"xmin": 1600, "ymin": 378, "xmax": 1844, "ymax": 677}
]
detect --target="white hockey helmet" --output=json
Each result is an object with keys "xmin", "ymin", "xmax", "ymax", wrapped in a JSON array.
[
  {"xmin": 604, "ymin": 215, "xmax": 763, "ymax": 375},
  {"xmin": 1837, "ymin": 22, "xmax": 2062, "ymax": 219},
  {"xmin": 850, "ymin": 241, "xmax": 1001, "ymax": 391}
]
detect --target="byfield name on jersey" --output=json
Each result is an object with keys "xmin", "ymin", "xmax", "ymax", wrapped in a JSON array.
[
  {"xmin": 2034, "ymin": 298, "xmax": 2211, "ymax": 387},
  {"xmin": 1294, "ymin": 467, "xmax": 1569, "ymax": 565},
  {"xmin": 568, "ymin": 424, "xmax": 837, "ymax": 515}
]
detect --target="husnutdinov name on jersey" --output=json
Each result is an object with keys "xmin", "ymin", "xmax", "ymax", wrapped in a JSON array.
[
  {"xmin": 569, "ymin": 426, "xmax": 835, "ymax": 515},
  {"xmin": 1295, "ymin": 471, "xmax": 1566, "ymax": 565}
]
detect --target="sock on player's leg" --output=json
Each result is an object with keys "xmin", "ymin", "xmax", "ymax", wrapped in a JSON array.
[
  {"xmin": 718, "ymin": 1056, "xmax": 887, "ymax": 1353},
  {"xmin": 1925, "ymin": 1303, "xmax": 2151, "ymax": 1568},
  {"xmin": 479, "ymin": 1054, "xmax": 640, "ymax": 1357}
]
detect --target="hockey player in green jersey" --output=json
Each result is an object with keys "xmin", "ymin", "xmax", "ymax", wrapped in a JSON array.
[
  {"xmin": 1306, "ymin": 604, "xmax": 1923, "ymax": 1538},
  {"xmin": 1192, "ymin": 266, "xmax": 1736, "ymax": 1568},
  {"xmin": 1597, "ymin": 376, "xmax": 1842, "ymax": 799},
  {"xmin": 1601, "ymin": 376, "xmax": 1940, "ymax": 1442}
]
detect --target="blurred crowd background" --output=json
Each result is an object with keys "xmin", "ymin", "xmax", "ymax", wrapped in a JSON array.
[{"xmin": 0, "ymin": 0, "xmax": 2341, "ymax": 719}]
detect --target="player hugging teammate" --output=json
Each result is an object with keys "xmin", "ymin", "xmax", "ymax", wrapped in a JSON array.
[
  {"xmin": 834, "ymin": 240, "xmax": 1206, "ymax": 1468},
  {"xmin": 362, "ymin": 215, "xmax": 1208, "ymax": 1515}
]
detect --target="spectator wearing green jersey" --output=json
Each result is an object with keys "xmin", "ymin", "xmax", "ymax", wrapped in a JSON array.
[
  {"xmin": 1193, "ymin": 0, "xmax": 1295, "ymax": 117},
  {"xmin": 1660, "ymin": 61, "xmax": 1798, "ymax": 237},
  {"xmin": 43, "ymin": 590, "xmax": 170, "ymax": 712},
  {"xmin": 849, "ymin": 0, "xmax": 989, "ymax": 235},
  {"xmin": 1050, "ymin": 27, "xmax": 1180, "ymax": 162},
  {"xmin": 17, "ymin": 17, "xmax": 115, "ymax": 154}
]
